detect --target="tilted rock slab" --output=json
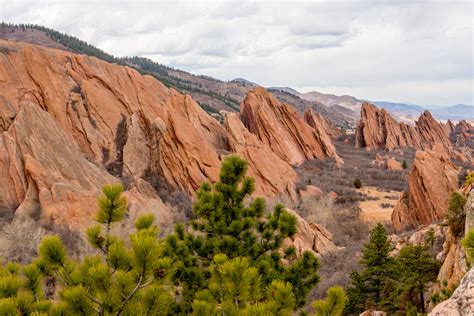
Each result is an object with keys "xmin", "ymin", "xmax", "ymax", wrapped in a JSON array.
[
  {"xmin": 391, "ymin": 146, "xmax": 459, "ymax": 231},
  {"xmin": 355, "ymin": 102, "xmax": 454, "ymax": 153},
  {"xmin": 240, "ymin": 87, "xmax": 342, "ymax": 165}
]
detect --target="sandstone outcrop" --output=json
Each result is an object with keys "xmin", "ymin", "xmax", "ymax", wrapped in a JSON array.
[
  {"xmin": 355, "ymin": 102, "xmax": 454, "ymax": 152},
  {"xmin": 240, "ymin": 87, "xmax": 341, "ymax": 165},
  {"xmin": 355, "ymin": 102, "xmax": 422, "ymax": 150},
  {"xmin": 0, "ymin": 102, "xmax": 172, "ymax": 230},
  {"xmin": 304, "ymin": 109, "xmax": 342, "ymax": 140},
  {"xmin": 451, "ymin": 120, "xmax": 474, "ymax": 147},
  {"xmin": 224, "ymin": 113, "xmax": 297, "ymax": 198},
  {"xmin": 1, "ymin": 40, "xmax": 328, "ymax": 229},
  {"xmin": 391, "ymin": 147, "xmax": 459, "ymax": 231},
  {"xmin": 430, "ymin": 267, "xmax": 474, "ymax": 316},
  {"xmin": 415, "ymin": 111, "xmax": 453, "ymax": 148}
]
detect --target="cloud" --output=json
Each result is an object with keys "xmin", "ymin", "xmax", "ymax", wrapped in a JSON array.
[{"xmin": 0, "ymin": 0, "xmax": 472, "ymax": 105}]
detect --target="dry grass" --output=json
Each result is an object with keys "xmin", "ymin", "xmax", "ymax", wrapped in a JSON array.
[{"xmin": 0, "ymin": 216, "xmax": 46, "ymax": 264}]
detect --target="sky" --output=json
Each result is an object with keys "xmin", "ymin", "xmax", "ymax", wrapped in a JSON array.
[{"xmin": 1, "ymin": 0, "xmax": 473, "ymax": 106}]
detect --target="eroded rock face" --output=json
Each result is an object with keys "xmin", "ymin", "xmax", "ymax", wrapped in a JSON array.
[
  {"xmin": 0, "ymin": 39, "xmax": 225, "ymax": 195},
  {"xmin": 430, "ymin": 267, "xmax": 474, "ymax": 316},
  {"xmin": 240, "ymin": 87, "xmax": 341, "ymax": 165},
  {"xmin": 451, "ymin": 120, "xmax": 474, "ymax": 148},
  {"xmin": 355, "ymin": 103, "xmax": 454, "ymax": 153},
  {"xmin": 0, "ymin": 102, "xmax": 172, "ymax": 230},
  {"xmin": 2, "ymin": 40, "xmax": 326, "ymax": 229},
  {"xmin": 304, "ymin": 109, "xmax": 342, "ymax": 140},
  {"xmin": 355, "ymin": 102, "xmax": 422, "ymax": 150},
  {"xmin": 391, "ymin": 147, "xmax": 459, "ymax": 231},
  {"xmin": 416, "ymin": 111, "xmax": 453, "ymax": 148},
  {"xmin": 224, "ymin": 113, "xmax": 297, "ymax": 198}
]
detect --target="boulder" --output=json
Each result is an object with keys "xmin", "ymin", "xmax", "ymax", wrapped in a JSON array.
[
  {"xmin": 386, "ymin": 158, "xmax": 403, "ymax": 171},
  {"xmin": 283, "ymin": 209, "xmax": 341, "ymax": 257},
  {"xmin": 430, "ymin": 267, "xmax": 474, "ymax": 316},
  {"xmin": 299, "ymin": 185, "xmax": 324, "ymax": 201}
]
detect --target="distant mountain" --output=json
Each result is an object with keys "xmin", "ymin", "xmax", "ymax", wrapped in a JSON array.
[
  {"xmin": 430, "ymin": 104, "xmax": 474, "ymax": 120},
  {"xmin": 301, "ymin": 91, "xmax": 362, "ymax": 111},
  {"xmin": 267, "ymin": 86, "xmax": 301, "ymax": 96},
  {"xmin": 371, "ymin": 101, "xmax": 424, "ymax": 122},
  {"xmin": 231, "ymin": 78, "xmax": 257, "ymax": 86}
]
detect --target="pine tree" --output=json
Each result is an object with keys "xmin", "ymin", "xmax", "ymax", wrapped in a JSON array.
[
  {"xmin": 396, "ymin": 244, "xmax": 440, "ymax": 313},
  {"xmin": 312, "ymin": 286, "xmax": 347, "ymax": 316},
  {"xmin": 191, "ymin": 254, "xmax": 296, "ymax": 315},
  {"xmin": 402, "ymin": 160, "xmax": 408, "ymax": 169},
  {"xmin": 36, "ymin": 184, "xmax": 174, "ymax": 315},
  {"xmin": 445, "ymin": 192, "xmax": 467, "ymax": 237},
  {"xmin": 346, "ymin": 223, "xmax": 394, "ymax": 313},
  {"xmin": 163, "ymin": 155, "xmax": 320, "ymax": 312}
]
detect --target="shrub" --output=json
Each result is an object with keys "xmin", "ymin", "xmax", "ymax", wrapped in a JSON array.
[
  {"xmin": 462, "ymin": 229, "xmax": 474, "ymax": 265},
  {"xmin": 353, "ymin": 178, "xmax": 362, "ymax": 189},
  {"xmin": 0, "ymin": 217, "xmax": 46, "ymax": 264},
  {"xmin": 445, "ymin": 192, "xmax": 467, "ymax": 237},
  {"xmin": 402, "ymin": 160, "xmax": 408, "ymax": 169},
  {"xmin": 466, "ymin": 172, "xmax": 474, "ymax": 186},
  {"xmin": 430, "ymin": 280, "xmax": 455, "ymax": 306}
]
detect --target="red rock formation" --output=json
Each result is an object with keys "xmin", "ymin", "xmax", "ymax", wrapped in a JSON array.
[
  {"xmin": 355, "ymin": 102, "xmax": 423, "ymax": 150},
  {"xmin": 415, "ymin": 111, "xmax": 452, "ymax": 148},
  {"xmin": 0, "ymin": 40, "xmax": 224, "ymax": 196},
  {"xmin": 355, "ymin": 102, "xmax": 454, "ymax": 153},
  {"xmin": 240, "ymin": 87, "xmax": 341, "ymax": 165},
  {"xmin": 386, "ymin": 158, "xmax": 403, "ymax": 171},
  {"xmin": 391, "ymin": 146, "xmax": 459, "ymax": 231},
  {"xmin": 224, "ymin": 113, "xmax": 297, "ymax": 198},
  {"xmin": 0, "ymin": 40, "xmax": 320, "ymax": 228},
  {"xmin": 452, "ymin": 120, "xmax": 474, "ymax": 147},
  {"xmin": 304, "ymin": 109, "xmax": 342, "ymax": 140},
  {"xmin": 444, "ymin": 120, "xmax": 455, "ymax": 136},
  {"xmin": 0, "ymin": 102, "xmax": 172, "ymax": 230}
]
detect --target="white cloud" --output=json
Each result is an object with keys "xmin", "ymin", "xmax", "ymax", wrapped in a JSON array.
[{"xmin": 1, "ymin": 0, "xmax": 472, "ymax": 105}]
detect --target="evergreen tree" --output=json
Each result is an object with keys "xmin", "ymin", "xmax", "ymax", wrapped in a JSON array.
[
  {"xmin": 353, "ymin": 178, "xmax": 362, "ymax": 189},
  {"xmin": 402, "ymin": 160, "xmax": 408, "ymax": 169},
  {"xmin": 312, "ymin": 286, "xmax": 347, "ymax": 316},
  {"xmin": 346, "ymin": 223, "xmax": 394, "ymax": 313},
  {"xmin": 37, "ymin": 184, "xmax": 174, "ymax": 315},
  {"xmin": 445, "ymin": 192, "xmax": 467, "ymax": 237},
  {"xmin": 163, "ymin": 155, "xmax": 320, "ymax": 312},
  {"xmin": 396, "ymin": 244, "xmax": 440, "ymax": 313},
  {"xmin": 191, "ymin": 254, "xmax": 296, "ymax": 315}
]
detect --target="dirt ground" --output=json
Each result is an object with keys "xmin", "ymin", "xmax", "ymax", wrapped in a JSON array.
[{"xmin": 358, "ymin": 186, "xmax": 401, "ymax": 224}]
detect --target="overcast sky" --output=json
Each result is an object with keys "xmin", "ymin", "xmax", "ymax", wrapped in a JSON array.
[{"xmin": 1, "ymin": 0, "xmax": 473, "ymax": 106}]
